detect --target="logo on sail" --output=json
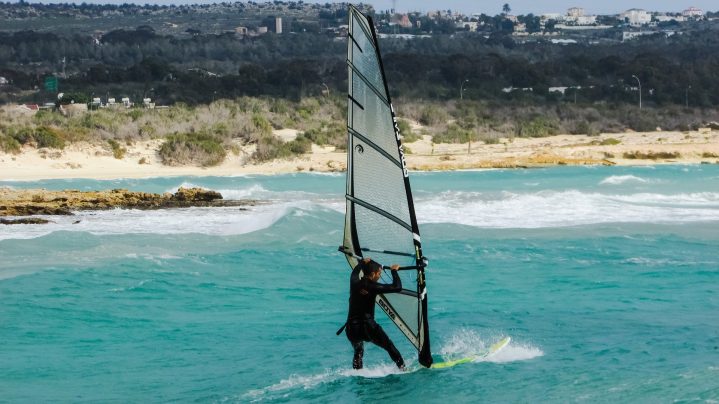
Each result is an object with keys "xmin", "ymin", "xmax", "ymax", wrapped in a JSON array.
[{"xmin": 391, "ymin": 104, "xmax": 409, "ymax": 178}]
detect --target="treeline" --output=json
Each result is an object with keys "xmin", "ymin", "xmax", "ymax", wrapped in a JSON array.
[{"xmin": 2, "ymin": 24, "xmax": 719, "ymax": 108}]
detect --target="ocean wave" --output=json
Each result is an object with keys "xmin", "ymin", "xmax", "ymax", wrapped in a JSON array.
[
  {"xmin": 416, "ymin": 190, "xmax": 719, "ymax": 228},
  {"xmin": 599, "ymin": 175, "xmax": 651, "ymax": 185},
  {"xmin": 0, "ymin": 203, "xmax": 306, "ymax": 241}
]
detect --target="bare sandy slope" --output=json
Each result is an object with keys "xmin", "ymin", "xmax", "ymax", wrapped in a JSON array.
[{"xmin": 1, "ymin": 129, "xmax": 718, "ymax": 181}]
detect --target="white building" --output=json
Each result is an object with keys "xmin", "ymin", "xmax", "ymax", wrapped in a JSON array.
[
  {"xmin": 541, "ymin": 13, "xmax": 564, "ymax": 22},
  {"xmin": 456, "ymin": 21, "xmax": 478, "ymax": 31},
  {"xmin": 275, "ymin": 17, "xmax": 282, "ymax": 34},
  {"xmin": 654, "ymin": 14, "xmax": 686, "ymax": 22},
  {"xmin": 567, "ymin": 7, "xmax": 584, "ymax": 18},
  {"xmin": 621, "ymin": 9, "xmax": 652, "ymax": 26},
  {"xmin": 563, "ymin": 7, "xmax": 597, "ymax": 25},
  {"xmin": 682, "ymin": 7, "xmax": 703, "ymax": 18},
  {"xmin": 0, "ymin": 76, "xmax": 8, "ymax": 85}
]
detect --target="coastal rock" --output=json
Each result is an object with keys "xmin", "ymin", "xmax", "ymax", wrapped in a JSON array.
[
  {"xmin": 0, "ymin": 187, "xmax": 259, "ymax": 216},
  {"xmin": 1, "ymin": 217, "xmax": 52, "ymax": 225}
]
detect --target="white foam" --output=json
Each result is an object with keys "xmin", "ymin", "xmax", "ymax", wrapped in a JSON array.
[
  {"xmin": 484, "ymin": 342, "xmax": 544, "ymax": 363},
  {"xmin": 599, "ymin": 175, "xmax": 650, "ymax": 185},
  {"xmin": 438, "ymin": 328, "xmax": 543, "ymax": 364},
  {"xmin": 0, "ymin": 203, "xmax": 302, "ymax": 241},
  {"xmin": 243, "ymin": 363, "xmax": 403, "ymax": 401},
  {"xmin": 416, "ymin": 190, "xmax": 719, "ymax": 228}
]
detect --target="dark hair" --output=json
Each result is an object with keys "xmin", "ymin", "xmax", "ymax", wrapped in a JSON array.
[{"xmin": 363, "ymin": 260, "xmax": 382, "ymax": 274}]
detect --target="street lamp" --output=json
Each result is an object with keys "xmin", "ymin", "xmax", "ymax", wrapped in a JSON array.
[
  {"xmin": 321, "ymin": 82, "xmax": 330, "ymax": 97},
  {"xmin": 460, "ymin": 79, "xmax": 469, "ymax": 100},
  {"xmin": 632, "ymin": 75, "xmax": 642, "ymax": 109}
]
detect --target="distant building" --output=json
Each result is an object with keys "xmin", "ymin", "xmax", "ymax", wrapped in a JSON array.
[
  {"xmin": 0, "ymin": 76, "xmax": 8, "ymax": 85},
  {"xmin": 235, "ymin": 26, "xmax": 248, "ymax": 35},
  {"xmin": 398, "ymin": 14, "xmax": 412, "ymax": 28},
  {"xmin": 654, "ymin": 14, "xmax": 685, "ymax": 22},
  {"xmin": 564, "ymin": 7, "xmax": 597, "ymax": 25},
  {"xmin": 456, "ymin": 20, "xmax": 478, "ymax": 31},
  {"xmin": 275, "ymin": 17, "xmax": 282, "ymax": 34},
  {"xmin": 256, "ymin": 26, "xmax": 268, "ymax": 34},
  {"xmin": 682, "ymin": 7, "xmax": 703, "ymax": 18},
  {"xmin": 542, "ymin": 13, "xmax": 564, "ymax": 21},
  {"xmin": 622, "ymin": 9, "xmax": 651, "ymax": 26},
  {"xmin": 567, "ymin": 7, "xmax": 584, "ymax": 18}
]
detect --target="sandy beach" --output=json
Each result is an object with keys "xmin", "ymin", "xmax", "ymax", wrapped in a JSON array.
[{"xmin": 1, "ymin": 128, "xmax": 718, "ymax": 181}]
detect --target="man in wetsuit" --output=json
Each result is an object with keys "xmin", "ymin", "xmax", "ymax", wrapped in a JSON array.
[{"xmin": 344, "ymin": 257, "xmax": 405, "ymax": 370}]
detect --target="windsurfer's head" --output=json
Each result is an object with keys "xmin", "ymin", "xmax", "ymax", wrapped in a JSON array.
[{"xmin": 362, "ymin": 259, "xmax": 383, "ymax": 282}]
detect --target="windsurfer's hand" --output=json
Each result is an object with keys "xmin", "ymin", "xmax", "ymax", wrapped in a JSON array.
[
  {"xmin": 390, "ymin": 264, "xmax": 400, "ymax": 271},
  {"xmin": 362, "ymin": 257, "xmax": 371, "ymax": 264}
]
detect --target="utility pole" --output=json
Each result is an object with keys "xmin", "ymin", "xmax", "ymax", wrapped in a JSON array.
[
  {"xmin": 685, "ymin": 85, "xmax": 691, "ymax": 108},
  {"xmin": 460, "ymin": 79, "xmax": 469, "ymax": 100},
  {"xmin": 632, "ymin": 75, "xmax": 642, "ymax": 109}
]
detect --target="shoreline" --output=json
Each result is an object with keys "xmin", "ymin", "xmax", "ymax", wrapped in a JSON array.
[{"xmin": 1, "ymin": 130, "xmax": 718, "ymax": 181}]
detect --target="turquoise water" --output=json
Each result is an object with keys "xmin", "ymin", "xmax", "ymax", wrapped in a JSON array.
[{"xmin": 1, "ymin": 165, "xmax": 718, "ymax": 402}]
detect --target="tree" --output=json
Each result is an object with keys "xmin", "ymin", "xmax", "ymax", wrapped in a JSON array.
[{"xmin": 502, "ymin": 3, "xmax": 511, "ymax": 15}]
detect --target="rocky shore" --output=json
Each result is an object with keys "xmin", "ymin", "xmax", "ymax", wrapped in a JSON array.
[{"xmin": 0, "ymin": 187, "xmax": 259, "ymax": 218}]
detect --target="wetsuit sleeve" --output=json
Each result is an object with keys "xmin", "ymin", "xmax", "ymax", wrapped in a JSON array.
[{"xmin": 365, "ymin": 270, "xmax": 402, "ymax": 294}]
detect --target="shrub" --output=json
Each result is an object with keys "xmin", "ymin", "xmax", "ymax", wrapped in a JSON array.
[
  {"xmin": 419, "ymin": 105, "xmax": 448, "ymax": 126},
  {"xmin": 39, "ymin": 127, "xmax": 67, "ymax": 148},
  {"xmin": 623, "ymin": 151, "xmax": 680, "ymax": 160},
  {"xmin": 701, "ymin": 152, "xmax": 719, "ymax": 158},
  {"xmin": 515, "ymin": 116, "xmax": 560, "ymax": 138},
  {"xmin": 0, "ymin": 135, "xmax": 21, "ymax": 154},
  {"xmin": 252, "ymin": 114, "xmax": 272, "ymax": 136},
  {"xmin": 432, "ymin": 124, "xmax": 472, "ymax": 143},
  {"xmin": 253, "ymin": 135, "xmax": 312, "ymax": 162},
  {"xmin": 396, "ymin": 119, "xmax": 420, "ymax": 143},
  {"xmin": 127, "ymin": 109, "xmax": 143, "ymax": 122},
  {"xmin": 572, "ymin": 121, "xmax": 600, "ymax": 136},
  {"xmin": 159, "ymin": 132, "xmax": 226, "ymax": 166},
  {"xmin": 108, "ymin": 139, "xmax": 126, "ymax": 159},
  {"xmin": 601, "ymin": 138, "xmax": 621, "ymax": 145}
]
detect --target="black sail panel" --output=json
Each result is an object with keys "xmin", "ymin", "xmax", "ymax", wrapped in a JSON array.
[{"xmin": 343, "ymin": 5, "xmax": 432, "ymax": 368}]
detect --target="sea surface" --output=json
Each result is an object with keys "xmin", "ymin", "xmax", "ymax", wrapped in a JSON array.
[{"xmin": 1, "ymin": 165, "xmax": 718, "ymax": 402}]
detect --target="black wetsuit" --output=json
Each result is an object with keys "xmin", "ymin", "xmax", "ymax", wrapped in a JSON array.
[{"xmin": 345, "ymin": 264, "xmax": 405, "ymax": 369}]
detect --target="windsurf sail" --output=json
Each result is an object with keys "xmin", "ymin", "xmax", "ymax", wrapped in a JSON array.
[{"xmin": 340, "ymin": 5, "xmax": 432, "ymax": 368}]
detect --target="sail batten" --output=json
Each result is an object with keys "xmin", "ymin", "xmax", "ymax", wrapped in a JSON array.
[{"xmin": 343, "ymin": 5, "xmax": 433, "ymax": 368}]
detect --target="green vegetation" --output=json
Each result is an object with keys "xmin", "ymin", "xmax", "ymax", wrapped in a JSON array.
[
  {"xmin": 159, "ymin": 132, "xmax": 226, "ymax": 167},
  {"xmin": 623, "ymin": 151, "xmax": 681, "ymax": 160},
  {"xmin": 5, "ymin": 125, "xmax": 66, "ymax": 149},
  {"xmin": 107, "ymin": 139, "xmax": 126, "ymax": 159},
  {"xmin": 253, "ymin": 136, "xmax": 311, "ymax": 162},
  {"xmin": 601, "ymin": 138, "xmax": 621, "ymax": 145},
  {"xmin": 701, "ymin": 152, "xmax": 719, "ymax": 158},
  {"xmin": 515, "ymin": 116, "xmax": 560, "ymax": 138}
]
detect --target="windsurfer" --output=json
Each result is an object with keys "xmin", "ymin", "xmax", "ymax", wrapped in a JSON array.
[{"xmin": 343, "ymin": 257, "xmax": 405, "ymax": 370}]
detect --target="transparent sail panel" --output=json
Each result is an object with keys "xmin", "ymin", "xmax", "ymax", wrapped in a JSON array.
[
  {"xmin": 349, "ymin": 71, "xmax": 400, "ymax": 159},
  {"xmin": 353, "ymin": 204, "xmax": 414, "ymax": 263},
  {"xmin": 350, "ymin": 15, "xmax": 384, "ymax": 93},
  {"xmin": 351, "ymin": 136, "xmax": 411, "ymax": 227},
  {"xmin": 382, "ymin": 293, "xmax": 421, "ymax": 347}
]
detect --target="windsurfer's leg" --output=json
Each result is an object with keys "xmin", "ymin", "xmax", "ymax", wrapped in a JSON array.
[
  {"xmin": 367, "ymin": 323, "xmax": 404, "ymax": 369},
  {"xmin": 352, "ymin": 340, "xmax": 364, "ymax": 369}
]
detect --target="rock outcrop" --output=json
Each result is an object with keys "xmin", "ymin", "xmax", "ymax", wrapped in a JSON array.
[{"xmin": 0, "ymin": 187, "xmax": 258, "ymax": 217}]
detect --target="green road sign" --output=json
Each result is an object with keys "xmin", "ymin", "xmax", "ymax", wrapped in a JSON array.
[{"xmin": 44, "ymin": 76, "xmax": 58, "ymax": 92}]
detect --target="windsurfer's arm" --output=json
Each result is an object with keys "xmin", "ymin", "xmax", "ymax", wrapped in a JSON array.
[{"xmin": 367, "ymin": 265, "xmax": 402, "ymax": 293}]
